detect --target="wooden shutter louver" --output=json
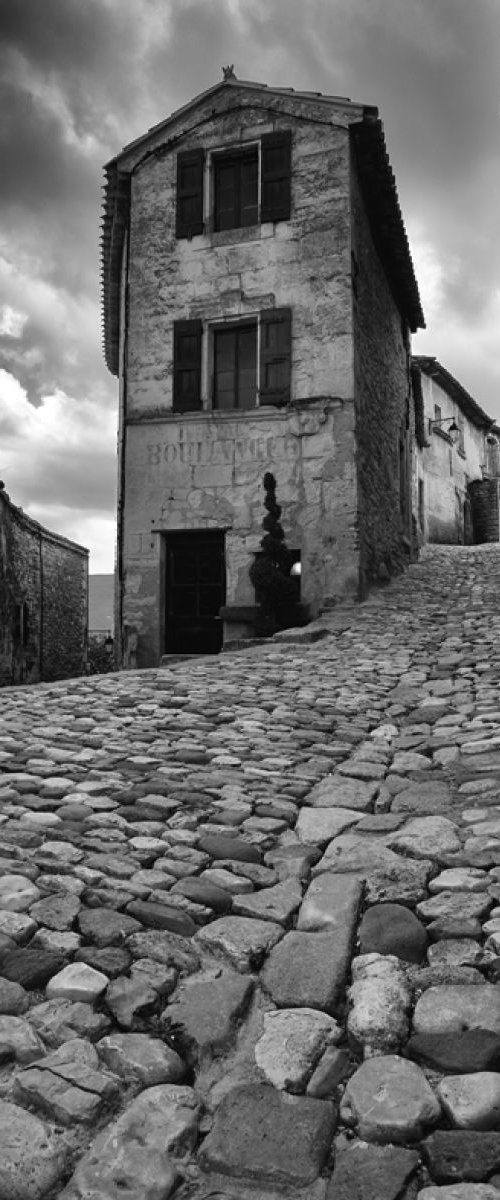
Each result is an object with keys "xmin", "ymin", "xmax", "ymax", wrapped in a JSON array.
[
  {"xmin": 176, "ymin": 149, "xmax": 205, "ymax": 238},
  {"xmin": 259, "ymin": 308, "xmax": 291, "ymax": 407},
  {"xmin": 173, "ymin": 319, "xmax": 202, "ymax": 412},
  {"xmin": 260, "ymin": 131, "xmax": 291, "ymax": 223}
]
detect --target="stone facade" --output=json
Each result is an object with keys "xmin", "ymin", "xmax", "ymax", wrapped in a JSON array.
[
  {"xmin": 0, "ymin": 487, "xmax": 88, "ymax": 686},
  {"xmin": 412, "ymin": 357, "xmax": 499, "ymax": 546},
  {"xmin": 102, "ymin": 77, "xmax": 424, "ymax": 666}
]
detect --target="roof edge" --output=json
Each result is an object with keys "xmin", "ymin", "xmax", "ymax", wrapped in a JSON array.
[
  {"xmin": 413, "ymin": 356, "xmax": 494, "ymax": 430},
  {"xmin": 351, "ymin": 114, "xmax": 425, "ymax": 332},
  {"xmin": 0, "ymin": 489, "xmax": 89, "ymax": 556}
]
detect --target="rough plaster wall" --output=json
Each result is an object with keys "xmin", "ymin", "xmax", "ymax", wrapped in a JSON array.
[
  {"xmin": 122, "ymin": 402, "xmax": 357, "ymax": 668},
  {"xmin": 418, "ymin": 373, "xmax": 486, "ymax": 544},
  {"xmin": 350, "ymin": 147, "xmax": 412, "ymax": 586},
  {"xmin": 40, "ymin": 540, "xmax": 88, "ymax": 682},
  {"xmin": 126, "ymin": 103, "xmax": 354, "ymax": 415}
]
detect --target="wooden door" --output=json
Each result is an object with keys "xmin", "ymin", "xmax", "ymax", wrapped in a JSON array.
[{"xmin": 164, "ymin": 531, "xmax": 225, "ymax": 655}]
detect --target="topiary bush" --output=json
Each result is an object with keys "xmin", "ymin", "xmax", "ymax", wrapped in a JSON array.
[{"xmin": 249, "ymin": 472, "xmax": 298, "ymax": 635}]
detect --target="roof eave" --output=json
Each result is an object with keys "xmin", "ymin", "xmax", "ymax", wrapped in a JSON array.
[
  {"xmin": 351, "ymin": 113, "xmax": 425, "ymax": 332},
  {"xmin": 413, "ymin": 356, "xmax": 494, "ymax": 430}
]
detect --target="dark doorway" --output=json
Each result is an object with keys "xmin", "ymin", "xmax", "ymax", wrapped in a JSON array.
[{"xmin": 164, "ymin": 531, "xmax": 226, "ymax": 655}]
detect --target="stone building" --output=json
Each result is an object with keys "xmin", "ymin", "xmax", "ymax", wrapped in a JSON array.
[
  {"xmin": 102, "ymin": 75, "xmax": 424, "ymax": 666},
  {"xmin": 412, "ymin": 356, "xmax": 500, "ymax": 545},
  {"xmin": 0, "ymin": 486, "xmax": 88, "ymax": 686}
]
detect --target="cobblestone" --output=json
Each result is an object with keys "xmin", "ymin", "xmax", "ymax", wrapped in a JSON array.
[{"xmin": 3, "ymin": 545, "xmax": 500, "ymax": 1194}]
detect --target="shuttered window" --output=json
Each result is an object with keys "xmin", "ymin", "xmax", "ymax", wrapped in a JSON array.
[
  {"xmin": 261, "ymin": 131, "xmax": 292, "ymax": 223},
  {"xmin": 259, "ymin": 308, "xmax": 291, "ymax": 406},
  {"xmin": 173, "ymin": 320, "xmax": 202, "ymax": 411},
  {"xmin": 214, "ymin": 149, "xmax": 258, "ymax": 231},
  {"xmin": 176, "ymin": 133, "xmax": 291, "ymax": 237},
  {"xmin": 175, "ymin": 150, "xmax": 205, "ymax": 238}
]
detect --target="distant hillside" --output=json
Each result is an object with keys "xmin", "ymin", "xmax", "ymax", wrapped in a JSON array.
[{"xmin": 89, "ymin": 574, "xmax": 114, "ymax": 632}]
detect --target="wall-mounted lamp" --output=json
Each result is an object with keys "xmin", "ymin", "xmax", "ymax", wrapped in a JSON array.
[{"xmin": 429, "ymin": 416, "xmax": 460, "ymax": 444}]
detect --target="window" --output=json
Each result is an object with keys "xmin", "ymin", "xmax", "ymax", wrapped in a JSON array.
[
  {"xmin": 172, "ymin": 309, "xmax": 291, "ymax": 412},
  {"xmin": 175, "ymin": 131, "xmax": 291, "ymax": 239},
  {"xmin": 173, "ymin": 320, "xmax": 203, "ymax": 412},
  {"xmin": 418, "ymin": 478, "xmax": 425, "ymax": 529},
  {"xmin": 434, "ymin": 403, "xmax": 442, "ymax": 424},
  {"xmin": 457, "ymin": 413, "xmax": 465, "ymax": 455},
  {"xmin": 175, "ymin": 150, "xmax": 205, "ymax": 238},
  {"xmin": 214, "ymin": 149, "xmax": 258, "ymax": 232},
  {"xmin": 14, "ymin": 602, "xmax": 29, "ymax": 647},
  {"xmin": 214, "ymin": 323, "xmax": 257, "ymax": 409}
]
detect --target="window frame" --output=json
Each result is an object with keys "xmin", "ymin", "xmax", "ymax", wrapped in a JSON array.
[
  {"xmin": 212, "ymin": 144, "xmax": 259, "ymax": 233},
  {"xmin": 212, "ymin": 319, "xmax": 259, "ymax": 411},
  {"xmin": 175, "ymin": 131, "xmax": 291, "ymax": 239},
  {"xmin": 173, "ymin": 308, "xmax": 291, "ymax": 414}
]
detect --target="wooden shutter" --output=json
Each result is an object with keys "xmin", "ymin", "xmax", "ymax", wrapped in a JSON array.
[
  {"xmin": 259, "ymin": 309, "xmax": 291, "ymax": 406},
  {"xmin": 176, "ymin": 149, "xmax": 204, "ymax": 238},
  {"xmin": 173, "ymin": 319, "xmax": 202, "ymax": 411},
  {"xmin": 260, "ymin": 131, "xmax": 291, "ymax": 223}
]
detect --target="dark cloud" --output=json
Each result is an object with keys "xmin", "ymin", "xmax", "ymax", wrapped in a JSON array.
[{"xmin": 0, "ymin": 0, "xmax": 499, "ymax": 570}]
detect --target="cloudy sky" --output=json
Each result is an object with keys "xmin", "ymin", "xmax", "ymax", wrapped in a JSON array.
[{"xmin": 1, "ymin": 0, "xmax": 499, "ymax": 572}]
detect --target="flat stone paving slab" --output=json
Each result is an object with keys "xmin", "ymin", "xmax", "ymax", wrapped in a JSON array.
[
  {"xmin": 413, "ymin": 985, "xmax": 500, "ymax": 1036},
  {"xmin": 60, "ymin": 1084, "xmax": 199, "ymax": 1200},
  {"xmin": 422, "ymin": 1130, "xmax": 500, "ymax": 1183},
  {"xmin": 194, "ymin": 916, "xmax": 283, "ymax": 971},
  {"xmin": 326, "ymin": 1140, "xmax": 420, "ymax": 1199},
  {"xmin": 199, "ymin": 1082, "xmax": 336, "ymax": 1186},
  {"xmin": 163, "ymin": 968, "xmax": 254, "ymax": 1059},
  {"xmin": 261, "ymin": 928, "xmax": 355, "ymax": 1015},
  {"xmin": 342, "ymin": 1054, "xmax": 441, "ymax": 1143}
]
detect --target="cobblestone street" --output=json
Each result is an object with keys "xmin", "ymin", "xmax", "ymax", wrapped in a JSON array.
[{"xmin": 3, "ymin": 544, "xmax": 500, "ymax": 1198}]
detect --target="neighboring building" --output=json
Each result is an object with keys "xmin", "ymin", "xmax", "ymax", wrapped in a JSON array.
[
  {"xmin": 102, "ymin": 74, "xmax": 424, "ymax": 667},
  {"xmin": 0, "ymin": 485, "xmax": 88, "ymax": 686},
  {"xmin": 88, "ymin": 574, "xmax": 115, "ymax": 637},
  {"xmin": 412, "ymin": 356, "xmax": 500, "ymax": 545}
]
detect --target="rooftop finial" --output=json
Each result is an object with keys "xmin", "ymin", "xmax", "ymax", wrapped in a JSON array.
[{"xmin": 222, "ymin": 65, "xmax": 236, "ymax": 81}]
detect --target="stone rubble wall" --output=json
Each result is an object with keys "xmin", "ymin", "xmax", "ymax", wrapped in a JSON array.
[
  {"xmin": 350, "ymin": 143, "xmax": 414, "ymax": 587},
  {"xmin": 0, "ymin": 490, "xmax": 88, "ymax": 686}
]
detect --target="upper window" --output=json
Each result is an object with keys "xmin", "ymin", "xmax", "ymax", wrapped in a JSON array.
[
  {"xmin": 175, "ymin": 131, "xmax": 291, "ymax": 239},
  {"xmin": 214, "ymin": 323, "xmax": 257, "ymax": 409},
  {"xmin": 172, "ymin": 308, "xmax": 291, "ymax": 413},
  {"xmin": 214, "ymin": 149, "xmax": 258, "ymax": 232}
]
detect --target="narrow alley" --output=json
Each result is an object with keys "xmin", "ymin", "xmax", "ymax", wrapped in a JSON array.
[{"xmin": 2, "ymin": 544, "xmax": 500, "ymax": 1199}]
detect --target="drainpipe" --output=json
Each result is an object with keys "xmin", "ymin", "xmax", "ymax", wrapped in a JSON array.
[
  {"xmin": 39, "ymin": 529, "xmax": 43, "ymax": 679},
  {"xmin": 116, "ymin": 229, "xmax": 129, "ymax": 667}
]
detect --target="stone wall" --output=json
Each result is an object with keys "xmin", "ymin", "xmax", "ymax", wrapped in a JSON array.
[
  {"xmin": 0, "ymin": 490, "xmax": 88, "ymax": 686},
  {"xmin": 350, "ymin": 147, "xmax": 413, "ymax": 590},
  {"xmin": 122, "ymin": 402, "xmax": 358, "ymax": 668}
]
